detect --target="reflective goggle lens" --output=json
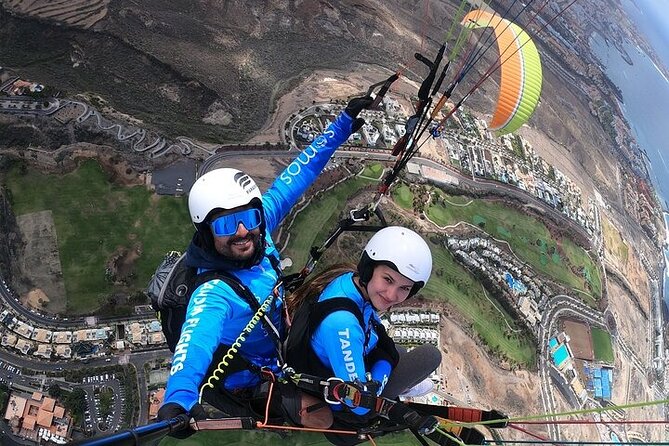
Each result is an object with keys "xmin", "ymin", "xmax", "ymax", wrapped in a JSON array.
[{"xmin": 210, "ymin": 208, "xmax": 262, "ymax": 236}]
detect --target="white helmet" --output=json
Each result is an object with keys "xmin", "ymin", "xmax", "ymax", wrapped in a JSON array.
[
  {"xmin": 188, "ymin": 168, "xmax": 262, "ymax": 223},
  {"xmin": 358, "ymin": 226, "xmax": 432, "ymax": 297}
]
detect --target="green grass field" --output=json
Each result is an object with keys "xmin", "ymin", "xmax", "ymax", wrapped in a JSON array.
[
  {"xmin": 591, "ymin": 327, "xmax": 614, "ymax": 364},
  {"xmin": 360, "ymin": 163, "xmax": 384, "ymax": 179},
  {"xmin": 391, "ymin": 184, "xmax": 413, "ymax": 210},
  {"xmin": 438, "ymin": 194, "xmax": 472, "ymax": 206},
  {"xmin": 426, "ymin": 188, "xmax": 602, "ymax": 303},
  {"xmin": 5, "ymin": 160, "xmax": 192, "ymax": 314}
]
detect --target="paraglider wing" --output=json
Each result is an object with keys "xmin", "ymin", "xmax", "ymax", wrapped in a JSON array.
[{"xmin": 462, "ymin": 9, "xmax": 542, "ymax": 135}]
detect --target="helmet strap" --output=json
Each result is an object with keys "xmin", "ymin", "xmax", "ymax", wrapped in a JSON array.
[{"xmin": 351, "ymin": 273, "xmax": 370, "ymax": 301}]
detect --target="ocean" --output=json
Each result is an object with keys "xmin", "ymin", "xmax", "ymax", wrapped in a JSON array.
[{"xmin": 587, "ymin": 0, "xmax": 669, "ymax": 309}]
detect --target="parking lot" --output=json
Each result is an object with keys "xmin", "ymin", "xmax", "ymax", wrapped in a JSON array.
[{"xmin": 81, "ymin": 373, "xmax": 125, "ymax": 434}]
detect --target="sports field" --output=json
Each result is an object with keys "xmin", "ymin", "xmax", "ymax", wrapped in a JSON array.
[
  {"xmin": 562, "ymin": 319, "xmax": 594, "ymax": 361},
  {"xmin": 591, "ymin": 327, "xmax": 615, "ymax": 364},
  {"xmin": 427, "ymin": 188, "xmax": 602, "ymax": 304},
  {"xmin": 5, "ymin": 160, "xmax": 192, "ymax": 314}
]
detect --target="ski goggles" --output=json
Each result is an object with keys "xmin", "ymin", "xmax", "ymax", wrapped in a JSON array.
[{"xmin": 210, "ymin": 208, "xmax": 262, "ymax": 237}]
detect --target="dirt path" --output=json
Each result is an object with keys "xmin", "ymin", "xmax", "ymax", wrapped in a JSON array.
[{"xmin": 16, "ymin": 210, "xmax": 66, "ymax": 313}]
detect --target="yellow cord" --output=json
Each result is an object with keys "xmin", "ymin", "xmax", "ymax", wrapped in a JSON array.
[{"xmin": 198, "ymin": 292, "xmax": 276, "ymax": 403}]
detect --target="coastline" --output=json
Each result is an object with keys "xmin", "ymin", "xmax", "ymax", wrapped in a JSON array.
[{"xmin": 660, "ymin": 211, "xmax": 669, "ymax": 313}]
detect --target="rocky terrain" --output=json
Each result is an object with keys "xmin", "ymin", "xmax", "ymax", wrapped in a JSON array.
[
  {"xmin": 2, "ymin": 0, "xmax": 109, "ymax": 29},
  {"xmin": 0, "ymin": 0, "xmax": 660, "ymax": 319},
  {"xmin": 0, "ymin": 0, "xmax": 646, "ymax": 210}
]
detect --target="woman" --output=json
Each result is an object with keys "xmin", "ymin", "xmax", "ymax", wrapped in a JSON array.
[{"xmin": 285, "ymin": 226, "xmax": 442, "ymax": 441}]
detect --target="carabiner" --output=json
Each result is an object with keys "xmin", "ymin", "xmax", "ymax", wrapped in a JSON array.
[{"xmin": 323, "ymin": 377, "xmax": 345, "ymax": 404}]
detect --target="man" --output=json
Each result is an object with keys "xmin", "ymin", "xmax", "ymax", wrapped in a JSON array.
[{"xmin": 157, "ymin": 96, "xmax": 373, "ymax": 433}]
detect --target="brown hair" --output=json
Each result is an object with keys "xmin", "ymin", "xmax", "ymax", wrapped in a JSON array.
[{"xmin": 285, "ymin": 263, "xmax": 358, "ymax": 317}]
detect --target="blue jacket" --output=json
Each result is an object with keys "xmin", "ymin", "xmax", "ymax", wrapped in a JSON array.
[
  {"xmin": 164, "ymin": 111, "xmax": 356, "ymax": 411},
  {"xmin": 311, "ymin": 272, "xmax": 393, "ymax": 415}
]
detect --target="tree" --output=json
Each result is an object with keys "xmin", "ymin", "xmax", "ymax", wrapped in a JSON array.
[
  {"xmin": 64, "ymin": 388, "xmax": 87, "ymax": 419},
  {"xmin": 547, "ymin": 165, "xmax": 556, "ymax": 182},
  {"xmin": 128, "ymin": 291, "xmax": 148, "ymax": 306},
  {"xmin": 0, "ymin": 383, "xmax": 9, "ymax": 414},
  {"xmin": 48, "ymin": 383, "xmax": 63, "ymax": 399}
]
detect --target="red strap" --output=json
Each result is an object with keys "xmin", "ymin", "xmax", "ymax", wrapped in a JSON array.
[{"xmin": 448, "ymin": 407, "xmax": 483, "ymax": 423}]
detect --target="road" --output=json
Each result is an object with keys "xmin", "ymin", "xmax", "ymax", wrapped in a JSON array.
[
  {"xmin": 127, "ymin": 349, "xmax": 172, "ymax": 426},
  {"xmin": 0, "ymin": 279, "xmax": 156, "ymax": 329},
  {"xmin": 0, "ymin": 326, "xmax": 168, "ymax": 433},
  {"xmin": 537, "ymin": 293, "xmax": 608, "ymax": 440},
  {"xmin": 0, "ymin": 97, "xmax": 62, "ymax": 115}
]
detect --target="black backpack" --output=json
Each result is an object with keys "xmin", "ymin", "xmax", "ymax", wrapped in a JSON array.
[
  {"xmin": 147, "ymin": 251, "xmax": 276, "ymax": 353},
  {"xmin": 284, "ymin": 295, "xmax": 398, "ymax": 380}
]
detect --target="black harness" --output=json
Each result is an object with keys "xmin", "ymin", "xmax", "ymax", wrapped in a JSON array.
[{"xmin": 284, "ymin": 295, "xmax": 399, "ymax": 385}]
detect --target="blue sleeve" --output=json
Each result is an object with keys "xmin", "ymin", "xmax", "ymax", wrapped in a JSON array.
[
  {"xmin": 262, "ymin": 111, "xmax": 355, "ymax": 232},
  {"xmin": 314, "ymin": 310, "xmax": 373, "ymax": 416},
  {"xmin": 369, "ymin": 358, "xmax": 392, "ymax": 395},
  {"xmin": 163, "ymin": 280, "xmax": 232, "ymax": 411}
]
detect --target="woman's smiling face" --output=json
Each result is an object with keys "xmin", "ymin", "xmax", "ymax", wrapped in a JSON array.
[{"xmin": 365, "ymin": 264, "xmax": 415, "ymax": 311}]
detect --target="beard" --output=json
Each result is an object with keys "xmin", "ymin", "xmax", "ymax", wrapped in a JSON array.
[{"xmin": 215, "ymin": 231, "xmax": 259, "ymax": 261}]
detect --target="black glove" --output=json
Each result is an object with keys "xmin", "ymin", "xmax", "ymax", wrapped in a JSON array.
[
  {"xmin": 344, "ymin": 96, "xmax": 374, "ymax": 134},
  {"xmin": 387, "ymin": 403, "xmax": 438, "ymax": 435},
  {"xmin": 344, "ymin": 96, "xmax": 374, "ymax": 118},
  {"xmin": 481, "ymin": 408, "xmax": 509, "ymax": 428},
  {"xmin": 157, "ymin": 402, "xmax": 206, "ymax": 439},
  {"xmin": 352, "ymin": 377, "xmax": 381, "ymax": 396}
]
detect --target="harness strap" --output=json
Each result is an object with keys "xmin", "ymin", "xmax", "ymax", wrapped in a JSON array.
[
  {"xmin": 407, "ymin": 401, "xmax": 508, "ymax": 427},
  {"xmin": 288, "ymin": 371, "xmax": 396, "ymax": 415},
  {"xmin": 195, "ymin": 254, "xmax": 285, "ymax": 367},
  {"xmin": 190, "ymin": 417, "xmax": 257, "ymax": 431},
  {"xmin": 285, "ymin": 370, "xmax": 486, "ymax": 444}
]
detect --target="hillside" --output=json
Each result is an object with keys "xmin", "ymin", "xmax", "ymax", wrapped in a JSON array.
[
  {"xmin": 0, "ymin": 0, "xmax": 428, "ymax": 142},
  {"xmin": 0, "ymin": 1, "xmax": 627, "ymax": 206}
]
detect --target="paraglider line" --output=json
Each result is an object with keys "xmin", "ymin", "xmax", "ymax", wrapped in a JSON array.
[
  {"xmin": 484, "ymin": 441, "xmax": 669, "ymax": 445},
  {"xmin": 454, "ymin": 0, "xmax": 537, "ymax": 90},
  {"xmin": 407, "ymin": 0, "xmax": 550, "ymax": 158},
  {"xmin": 514, "ymin": 419, "xmax": 669, "ymax": 425},
  {"xmin": 411, "ymin": 0, "xmax": 577, "ymax": 152},
  {"xmin": 508, "ymin": 423, "xmax": 555, "ymax": 444}
]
